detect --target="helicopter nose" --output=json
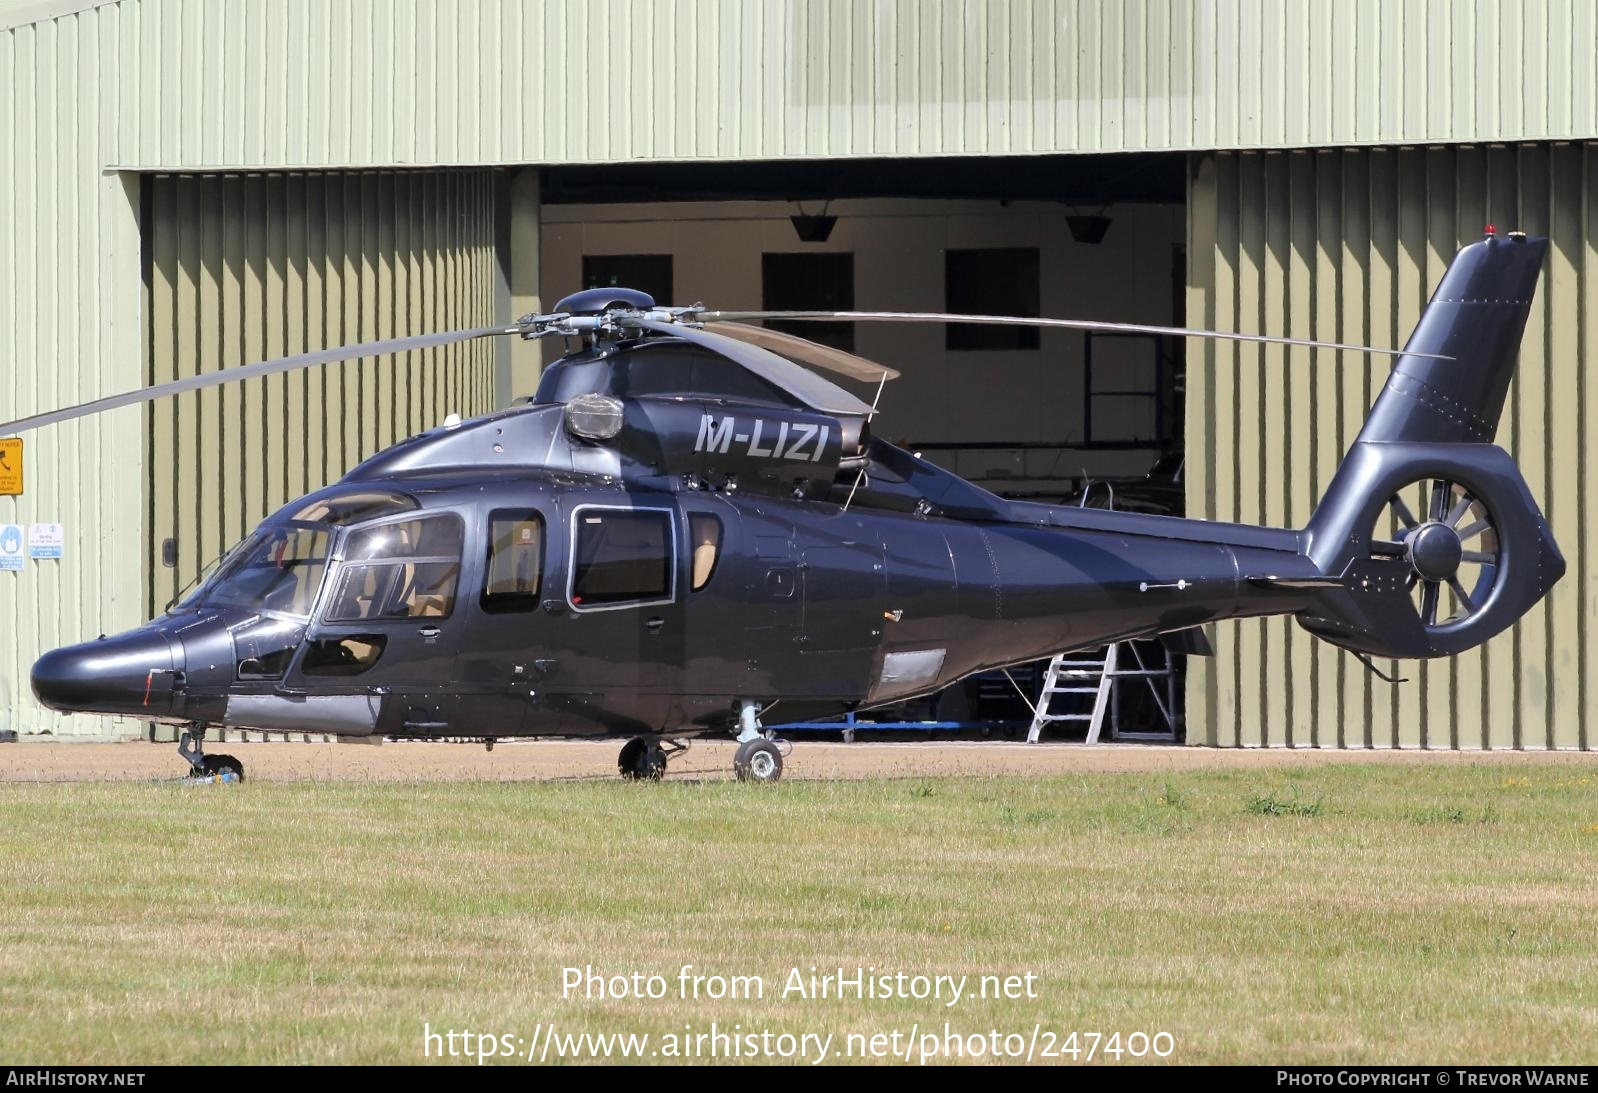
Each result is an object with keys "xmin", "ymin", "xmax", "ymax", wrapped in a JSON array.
[{"xmin": 31, "ymin": 629, "xmax": 181, "ymax": 717}]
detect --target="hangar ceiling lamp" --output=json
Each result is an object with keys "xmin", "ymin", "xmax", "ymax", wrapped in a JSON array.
[
  {"xmin": 1066, "ymin": 207, "xmax": 1113, "ymax": 245},
  {"xmin": 790, "ymin": 201, "xmax": 837, "ymax": 243}
]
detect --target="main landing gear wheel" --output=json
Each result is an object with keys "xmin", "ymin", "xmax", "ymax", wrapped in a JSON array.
[
  {"xmin": 1369, "ymin": 477, "xmax": 1501, "ymax": 632},
  {"xmin": 734, "ymin": 739, "xmax": 784, "ymax": 783},
  {"xmin": 618, "ymin": 737, "xmax": 667, "ymax": 781}
]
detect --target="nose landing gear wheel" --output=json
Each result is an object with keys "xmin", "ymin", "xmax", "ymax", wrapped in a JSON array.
[
  {"xmin": 193, "ymin": 754, "xmax": 245, "ymax": 784},
  {"xmin": 177, "ymin": 726, "xmax": 244, "ymax": 783},
  {"xmin": 618, "ymin": 737, "xmax": 667, "ymax": 780},
  {"xmin": 734, "ymin": 739, "xmax": 783, "ymax": 783}
]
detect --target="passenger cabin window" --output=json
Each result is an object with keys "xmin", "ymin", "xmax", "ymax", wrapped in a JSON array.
[
  {"xmin": 482, "ymin": 511, "xmax": 546, "ymax": 614},
  {"xmin": 689, "ymin": 513, "xmax": 722, "ymax": 591},
  {"xmin": 326, "ymin": 515, "xmax": 464, "ymax": 622},
  {"xmin": 570, "ymin": 509, "xmax": 673, "ymax": 608}
]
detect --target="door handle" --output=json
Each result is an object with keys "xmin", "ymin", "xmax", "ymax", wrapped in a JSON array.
[
  {"xmin": 644, "ymin": 617, "xmax": 665, "ymax": 633},
  {"xmin": 418, "ymin": 626, "xmax": 442, "ymax": 640}
]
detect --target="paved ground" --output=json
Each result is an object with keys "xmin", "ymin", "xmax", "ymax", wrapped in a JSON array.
[{"xmin": 0, "ymin": 738, "xmax": 1593, "ymax": 783}]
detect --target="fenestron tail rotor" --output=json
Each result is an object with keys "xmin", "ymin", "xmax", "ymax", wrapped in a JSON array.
[{"xmin": 1370, "ymin": 478, "xmax": 1501, "ymax": 631}]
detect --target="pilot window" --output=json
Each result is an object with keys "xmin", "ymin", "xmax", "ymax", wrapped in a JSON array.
[
  {"xmin": 292, "ymin": 490, "xmax": 417, "ymax": 526},
  {"xmin": 326, "ymin": 515, "xmax": 464, "ymax": 622},
  {"xmin": 571, "ymin": 509, "xmax": 673, "ymax": 607},
  {"xmin": 689, "ymin": 513, "xmax": 722, "ymax": 591},
  {"xmin": 482, "ymin": 511, "xmax": 545, "ymax": 614},
  {"xmin": 180, "ymin": 525, "xmax": 330, "ymax": 619}
]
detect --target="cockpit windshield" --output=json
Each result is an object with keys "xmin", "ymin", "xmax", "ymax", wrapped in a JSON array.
[
  {"xmin": 290, "ymin": 490, "xmax": 417, "ymax": 525},
  {"xmin": 175, "ymin": 524, "xmax": 332, "ymax": 618}
]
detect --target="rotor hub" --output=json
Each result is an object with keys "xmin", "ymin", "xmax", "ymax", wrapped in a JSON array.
[{"xmin": 1406, "ymin": 520, "xmax": 1464, "ymax": 582}]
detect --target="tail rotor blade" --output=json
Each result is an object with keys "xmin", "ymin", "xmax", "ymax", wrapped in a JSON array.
[{"xmin": 0, "ymin": 323, "xmax": 526, "ymax": 435}]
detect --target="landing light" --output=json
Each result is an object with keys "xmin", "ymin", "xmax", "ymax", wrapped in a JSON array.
[{"xmin": 564, "ymin": 393, "xmax": 625, "ymax": 440}]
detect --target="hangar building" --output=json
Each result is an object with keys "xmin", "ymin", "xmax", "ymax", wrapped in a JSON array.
[{"xmin": 2, "ymin": 0, "xmax": 1595, "ymax": 748}]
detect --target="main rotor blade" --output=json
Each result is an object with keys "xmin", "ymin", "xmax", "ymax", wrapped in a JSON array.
[
  {"xmin": 699, "ymin": 310, "xmax": 1452, "ymax": 361},
  {"xmin": 702, "ymin": 322, "xmax": 900, "ymax": 382},
  {"xmin": 0, "ymin": 324, "xmax": 527, "ymax": 435},
  {"xmin": 621, "ymin": 317, "xmax": 875, "ymax": 416}
]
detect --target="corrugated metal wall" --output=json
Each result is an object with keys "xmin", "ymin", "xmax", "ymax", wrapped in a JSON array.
[
  {"xmin": 145, "ymin": 171, "xmax": 500, "ymax": 615},
  {"xmin": 0, "ymin": 7, "xmax": 143, "ymax": 736},
  {"xmin": 1186, "ymin": 143, "xmax": 1594, "ymax": 749},
  {"xmin": 6, "ymin": 0, "xmax": 1594, "ymax": 169}
]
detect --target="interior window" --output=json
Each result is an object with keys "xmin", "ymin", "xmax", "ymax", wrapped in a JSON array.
[
  {"xmin": 945, "ymin": 248, "xmax": 1041, "ymax": 350},
  {"xmin": 327, "ymin": 515, "xmax": 463, "ymax": 622},
  {"xmin": 482, "ymin": 511, "xmax": 545, "ymax": 614},
  {"xmin": 689, "ymin": 513, "xmax": 722, "ymax": 591},
  {"xmin": 571, "ymin": 509, "xmax": 672, "ymax": 607},
  {"xmin": 763, "ymin": 252, "xmax": 856, "ymax": 351}
]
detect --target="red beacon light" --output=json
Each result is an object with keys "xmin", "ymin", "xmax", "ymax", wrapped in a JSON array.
[{"xmin": 1485, "ymin": 224, "xmax": 1497, "ymax": 236}]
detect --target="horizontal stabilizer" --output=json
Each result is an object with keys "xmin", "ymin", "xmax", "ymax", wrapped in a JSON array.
[{"xmin": 1246, "ymin": 575, "xmax": 1346, "ymax": 590}]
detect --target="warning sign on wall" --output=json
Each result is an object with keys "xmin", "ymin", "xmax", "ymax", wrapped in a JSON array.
[
  {"xmin": 0, "ymin": 438, "xmax": 21, "ymax": 496},
  {"xmin": 28, "ymin": 523, "xmax": 63, "ymax": 559},
  {"xmin": 0, "ymin": 525, "xmax": 23, "ymax": 572}
]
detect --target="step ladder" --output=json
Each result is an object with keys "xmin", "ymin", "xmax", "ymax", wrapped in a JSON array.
[
  {"xmin": 1026, "ymin": 645, "xmax": 1119, "ymax": 743},
  {"xmin": 1025, "ymin": 642, "xmax": 1179, "ymax": 743}
]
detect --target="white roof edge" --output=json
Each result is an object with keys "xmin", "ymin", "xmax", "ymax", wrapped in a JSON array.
[{"xmin": 1, "ymin": 0, "xmax": 122, "ymax": 34}]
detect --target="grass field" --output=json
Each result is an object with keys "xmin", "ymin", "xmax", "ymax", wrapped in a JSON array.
[{"xmin": 2, "ymin": 761, "xmax": 1597, "ymax": 1065}]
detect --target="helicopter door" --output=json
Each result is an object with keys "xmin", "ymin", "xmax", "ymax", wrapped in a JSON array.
[
  {"xmin": 290, "ymin": 513, "xmax": 466, "ymax": 736},
  {"xmin": 547, "ymin": 502, "xmax": 686, "ymax": 732},
  {"xmin": 736, "ymin": 509, "xmax": 802, "ymax": 693},
  {"xmin": 677, "ymin": 497, "xmax": 742, "ymax": 697},
  {"xmin": 449, "ymin": 507, "xmax": 557, "ymax": 736},
  {"xmin": 797, "ymin": 531, "xmax": 887, "ymax": 697}
]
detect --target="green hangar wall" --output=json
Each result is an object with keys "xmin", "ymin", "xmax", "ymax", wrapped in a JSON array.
[
  {"xmin": 1186, "ymin": 144, "xmax": 1598, "ymax": 748},
  {"xmin": 143, "ymin": 171, "xmax": 500, "ymax": 616},
  {"xmin": 3, "ymin": 0, "xmax": 1597, "ymax": 742}
]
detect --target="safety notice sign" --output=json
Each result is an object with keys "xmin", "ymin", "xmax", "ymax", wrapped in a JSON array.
[
  {"xmin": 28, "ymin": 523, "xmax": 63, "ymax": 559},
  {"xmin": 0, "ymin": 438, "xmax": 20, "ymax": 495},
  {"xmin": 0, "ymin": 525, "xmax": 24, "ymax": 572}
]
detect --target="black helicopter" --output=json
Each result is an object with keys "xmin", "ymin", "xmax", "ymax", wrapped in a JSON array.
[{"xmin": 10, "ymin": 230, "xmax": 1562, "ymax": 783}]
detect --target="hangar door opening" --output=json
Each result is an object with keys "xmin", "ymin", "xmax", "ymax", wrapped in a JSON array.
[
  {"xmin": 539, "ymin": 155, "xmax": 1190, "ymax": 739},
  {"xmin": 143, "ymin": 171, "xmax": 502, "ymax": 616}
]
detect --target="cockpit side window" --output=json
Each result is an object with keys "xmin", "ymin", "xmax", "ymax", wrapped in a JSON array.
[
  {"xmin": 481, "ymin": 511, "xmax": 545, "ymax": 614},
  {"xmin": 326, "ymin": 515, "xmax": 464, "ymax": 622}
]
